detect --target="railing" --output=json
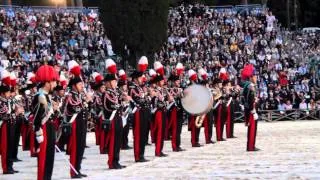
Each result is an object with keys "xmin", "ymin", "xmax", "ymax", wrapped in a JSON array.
[
  {"xmin": 0, "ymin": 5, "xmax": 99, "ymax": 13},
  {"xmin": 234, "ymin": 109, "xmax": 320, "ymax": 122}
]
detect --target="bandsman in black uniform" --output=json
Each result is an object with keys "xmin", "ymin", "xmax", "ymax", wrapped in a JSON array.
[
  {"xmin": 0, "ymin": 69, "xmax": 19, "ymax": 174},
  {"xmin": 167, "ymin": 63, "xmax": 185, "ymax": 151},
  {"xmin": 103, "ymin": 59, "xmax": 127, "ymax": 169},
  {"xmin": 241, "ymin": 64, "xmax": 260, "ymax": 151},
  {"xmin": 31, "ymin": 65, "xmax": 59, "ymax": 180}
]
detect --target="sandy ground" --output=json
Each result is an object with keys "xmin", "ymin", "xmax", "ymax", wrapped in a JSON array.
[{"xmin": 1, "ymin": 120, "xmax": 320, "ymax": 180}]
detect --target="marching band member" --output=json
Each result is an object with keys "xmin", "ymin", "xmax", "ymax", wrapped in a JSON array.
[
  {"xmin": 168, "ymin": 62, "xmax": 185, "ymax": 151},
  {"xmin": 10, "ymin": 73, "xmax": 25, "ymax": 162},
  {"xmin": 118, "ymin": 70, "xmax": 131, "ymax": 150},
  {"xmin": 152, "ymin": 61, "xmax": 169, "ymax": 157},
  {"xmin": 241, "ymin": 64, "xmax": 260, "ymax": 151},
  {"xmin": 103, "ymin": 59, "xmax": 126, "ymax": 169},
  {"xmin": 53, "ymin": 75, "xmax": 68, "ymax": 152},
  {"xmin": 0, "ymin": 69, "xmax": 19, "ymax": 174},
  {"xmin": 198, "ymin": 68, "xmax": 214, "ymax": 144},
  {"xmin": 187, "ymin": 69, "xmax": 202, "ymax": 147},
  {"xmin": 90, "ymin": 72, "xmax": 105, "ymax": 149},
  {"xmin": 65, "ymin": 60, "xmax": 89, "ymax": 178},
  {"xmin": 212, "ymin": 78, "xmax": 225, "ymax": 141},
  {"xmin": 129, "ymin": 56, "xmax": 150, "ymax": 162},
  {"xmin": 32, "ymin": 65, "xmax": 59, "ymax": 180},
  {"xmin": 147, "ymin": 69, "xmax": 157, "ymax": 144},
  {"xmin": 20, "ymin": 72, "xmax": 37, "ymax": 155},
  {"xmin": 222, "ymin": 80, "xmax": 237, "ymax": 139}
]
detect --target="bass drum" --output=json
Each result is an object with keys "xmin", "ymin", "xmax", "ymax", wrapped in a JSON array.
[{"xmin": 181, "ymin": 84, "xmax": 213, "ymax": 115}]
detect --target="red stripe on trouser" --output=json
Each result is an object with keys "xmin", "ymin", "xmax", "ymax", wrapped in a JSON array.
[
  {"xmin": 170, "ymin": 107, "xmax": 178, "ymax": 150},
  {"xmin": 155, "ymin": 111, "xmax": 163, "ymax": 156},
  {"xmin": 1, "ymin": 122, "xmax": 8, "ymax": 173},
  {"xmin": 38, "ymin": 125, "xmax": 47, "ymax": 180},
  {"xmin": 133, "ymin": 110, "xmax": 141, "ymax": 161},
  {"xmin": 204, "ymin": 115, "xmax": 210, "ymax": 142},
  {"xmin": 215, "ymin": 106, "xmax": 222, "ymax": 141},
  {"xmin": 70, "ymin": 121, "xmax": 77, "ymax": 177},
  {"xmin": 226, "ymin": 106, "xmax": 232, "ymax": 138},
  {"xmin": 108, "ymin": 120, "xmax": 115, "ymax": 168},
  {"xmin": 247, "ymin": 114, "xmax": 257, "ymax": 151}
]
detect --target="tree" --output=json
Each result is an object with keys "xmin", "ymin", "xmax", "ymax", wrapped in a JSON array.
[{"xmin": 100, "ymin": 0, "xmax": 169, "ymax": 66}]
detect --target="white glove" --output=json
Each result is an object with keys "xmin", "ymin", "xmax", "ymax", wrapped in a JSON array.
[
  {"xmin": 240, "ymin": 105, "xmax": 244, "ymax": 111},
  {"xmin": 253, "ymin": 113, "xmax": 259, "ymax": 121},
  {"xmin": 0, "ymin": 121, "xmax": 3, "ymax": 127},
  {"xmin": 36, "ymin": 129, "xmax": 44, "ymax": 143}
]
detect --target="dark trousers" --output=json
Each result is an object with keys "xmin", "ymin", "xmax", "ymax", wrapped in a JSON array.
[
  {"xmin": 69, "ymin": 116, "xmax": 86, "ymax": 177},
  {"xmin": 37, "ymin": 122, "xmax": 55, "ymax": 180},
  {"xmin": 13, "ymin": 117, "xmax": 22, "ymax": 159},
  {"xmin": 215, "ymin": 105, "xmax": 224, "ymax": 141},
  {"xmin": 246, "ymin": 113, "xmax": 258, "ymax": 151},
  {"xmin": 108, "ymin": 115, "xmax": 123, "ymax": 168},
  {"xmin": 154, "ymin": 109, "xmax": 166, "ymax": 156},
  {"xmin": 133, "ymin": 109, "xmax": 148, "ymax": 161},
  {"xmin": 1, "ymin": 121, "xmax": 15, "ymax": 173},
  {"xmin": 170, "ymin": 107, "xmax": 183, "ymax": 150},
  {"xmin": 189, "ymin": 115, "xmax": 200, "ymax": 146}
]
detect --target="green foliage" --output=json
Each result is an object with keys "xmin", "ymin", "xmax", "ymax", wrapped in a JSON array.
[{"xmin": 100, "ymin": 0, "xmax": 169, "ymax": 65}]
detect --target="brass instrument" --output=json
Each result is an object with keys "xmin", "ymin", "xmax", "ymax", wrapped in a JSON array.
[{"xmin": 195, "ymin": 114, "xmax": 206, "ymax": 128}]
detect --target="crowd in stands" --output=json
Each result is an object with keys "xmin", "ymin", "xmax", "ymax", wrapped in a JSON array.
[{"xmin": 0, "ymin": 4, "xmax": 320, "ymax": 112}]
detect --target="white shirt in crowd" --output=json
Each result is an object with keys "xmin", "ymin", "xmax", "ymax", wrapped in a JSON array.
[{"xmin": 299, "ymin": 102, "xmax": 309, "ymax": 110}]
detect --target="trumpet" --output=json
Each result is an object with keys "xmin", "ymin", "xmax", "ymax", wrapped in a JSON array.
[{"xmin": 195, "ymin": 114, "xmax": 206, "ymax": 128}]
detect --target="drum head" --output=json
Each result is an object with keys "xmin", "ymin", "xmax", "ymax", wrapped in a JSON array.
[{"xmin": 181, "ymin": 84, "xmax": 213, "ymax": 115}]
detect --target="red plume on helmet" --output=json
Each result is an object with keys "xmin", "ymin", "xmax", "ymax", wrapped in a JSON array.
[
  {"xmin": 219, "ymin": 67, "xmax": 229, "ymax": 81},
  {"xmin": 149, "ymin": 69, "xmax": 156, "ymax": 80},
  {"xmin": 27, "ymin": 72, "xmax": 36, "ymax": 84},
  {"xmin": 118, "ymin": 69, "xmax": 126, "ymax": 81},
  {"xmin": 35, "ymin": 65, "xmax": 59, "ymax": 83},
  {"xmin": 68, "ymin": 60, "xmax": 81, "ymax": 76},
  {"xmin": 188, "ymin": 69, "xmax": 197, "ymax": 81},
  {"xmin": 105, "ymin": 58, "xmax": 117, "ymax": 74},
  {"xmin": 241, "ymin": 64, "xmax": 255, "ymax": 80},
  {"xmin": 138, "ymin": 56, "xmax": 148, "ymax": 72},
  {"xmin": 91, "ymin": 72, "xmax": 103, "ymax": 84},
  {"xmin": 59, "ymin": 74, "xmax": 68, "ymax": 88},
  {"xmin": 175, "ymin": 62, "xmax": 184, "ymax": 76},
  {"xmin": 154, "ymin": 61, "xmax": 164, "ymax": 76},
  {"xmin": 10, "ymin": 72, "xmax": 17, "ymax": 87},
  {"xmin": 198, "ymin": 68, "xmax": 208, "ymax": 81},
  {"xmin": 0, "ymin": 69, "xmax": 11, "ymax": 86}
]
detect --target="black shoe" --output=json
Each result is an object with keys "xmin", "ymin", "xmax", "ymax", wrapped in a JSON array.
[
  {"xmin": 71, "ymin": 174, "xmax": 82, "ymax": 179},
  {"xmin": 178, "ymin": 147, "xmax": 186, "ymax": 151},
  {"xmin": 146, "ymin": 143, "xmax": 152, "ymax": 146},
  {"xmin": 82, "ymin": 157, "xmax": 86, "ymax": 160},
  {"xmin": 230, "ymin": 136, "xmax": 237, "ymax": 138},
  {"xmin": 116, "ymin": 163, "xmax": 126, "ymax": 169},
  {"xmin": 3, "ymin": 170, "xmax": 14, "ymax": 174},
  {"xmin": 206, "ymin": 140, "xmax": 215, "ymax": 144},
  {"xmin": 192, "ymin": 143, "xmax": 201, "ymax": 147},
  {"xmin": 12, "ymin": 169, "xmax": 19, "ymax": 173},
  {"xmin": 12, "ymin": 158, "xmax": 22, "ymax": 162},
  {"xmin": 85, "ymin": 145, "xmax": 90, "ymax": 148},
  {"xmin": 122, "ymin": 146, "xmax": 132, "ymax": 150},
  {"xmin": 247, "ymin": 148, "xmax": 261, "ymax": 152},
  {"xmin": 158, "ymin": 152, "xmax": 168, "ymax": 157},
  {"xmin": 79, "ymin": 172, "xmax": 87, "ymax": 177},
  {"xmin": 136, "ymin": 158, "xmax": 149, "ymax": 162}
]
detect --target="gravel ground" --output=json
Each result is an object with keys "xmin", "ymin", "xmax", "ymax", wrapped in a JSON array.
[{"xmin": 1, "ymin": 120, "xmax": 320, "ymax": 180}]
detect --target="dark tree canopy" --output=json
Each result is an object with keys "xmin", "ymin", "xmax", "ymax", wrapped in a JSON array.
[{"xmin": 100, "ymin": 0, "xmax": 169, "ymax": 64}]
